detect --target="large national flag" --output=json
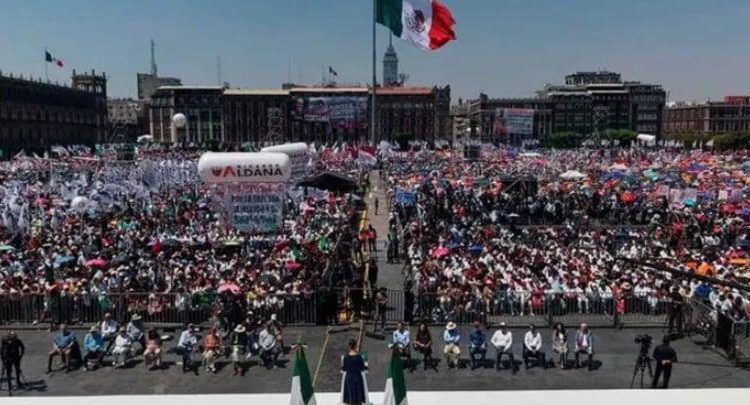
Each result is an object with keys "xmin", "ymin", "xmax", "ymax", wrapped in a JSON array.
[
  {"xmin": 377, "ymin": 0, "xmax": 456, "ymax": 51},
  {"xmin": 290, "ymin": 348, "xmax": 316, "ymax": 405},
  {"xmin": 382, "ymin": 349, "xmax": 408, "ymax": 405},
  {"xmin": 45, "ymin": 50, "xmax": 64, "ymax": 67}
]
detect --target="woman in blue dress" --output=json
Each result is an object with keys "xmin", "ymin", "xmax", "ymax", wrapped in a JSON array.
[{"xmin": 341, "ymin": 338, "xmax": 368, "ymax": 405}]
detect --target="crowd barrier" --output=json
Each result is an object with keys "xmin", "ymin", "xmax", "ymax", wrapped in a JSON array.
[{"xmin": 730, "ymin": 320, "xmax": 750, "ymax": 366}]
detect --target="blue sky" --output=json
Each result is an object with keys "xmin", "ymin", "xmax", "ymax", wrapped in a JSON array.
[{"xmin": 1, "ymin": 0, "xmax": 749, "ymax": 102}]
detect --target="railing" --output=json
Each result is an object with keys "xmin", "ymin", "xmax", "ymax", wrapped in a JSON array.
[
  {"xmin": 0, "ymin": 292, "xmax": 318, "ymax": 327},
  {"xmin": 730, "ymin": 320, "xmax": 750, "ymax": 365}
]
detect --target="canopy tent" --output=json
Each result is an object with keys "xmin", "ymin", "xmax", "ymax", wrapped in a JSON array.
[
  {"xmin": 297, "ymin": 171, "xmax": 359, "ymax": 193},
  {"xmin": 637, "ymin": 133, "xmax": 656, "ymax": 144}
]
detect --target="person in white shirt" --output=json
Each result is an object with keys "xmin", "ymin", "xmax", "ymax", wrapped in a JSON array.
[
  {"xmin": 176, "ymin": 324, "xmax": 199, "ymax": 373},
  {"xmin": 391, "ymin": 322, "xmax": 412, "ymax": 371},
  {"xmin": 523, "ymin": 324, "xmax": 546, "ymax": 369},
  {"xmin": 490, "ymin": 322, "xmax": 515, "ymax": 374},
  {"xmin": 112, "ymin": 327, "xmax": 132, "ymax": 368},
  {"xmin": 574, "ymin": 323, "xmax": 594, "ymax": 370},
  {"xmin": 100, "ymin": 312, "xmax": 118, "ymax": 354},
  {"xmin": 259, "ymin": 322, "xmax": 280, "ymax": 369}
]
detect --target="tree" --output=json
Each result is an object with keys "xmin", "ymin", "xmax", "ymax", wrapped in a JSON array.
[
  {"xmin": 604, "ymin": 129, "xmax": 637, "ymax": 147},
  {"xmin": 541, "ymin": 132, "xmax": 581, "ymax": 149}
]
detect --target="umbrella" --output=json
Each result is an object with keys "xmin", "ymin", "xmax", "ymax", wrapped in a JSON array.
[
  {"xmin": 432, "ymin": 247, "xmax": 450, "ymax": 258},
  {"xmin": 161, "ymin": 239, "xmax": 180, "ymax": 248},
  {"xmin": 86, "ymin": 258, "xmax": 107, "ymax": 268},
  {"xmin": 729, "ymin": 258, "xmax": 750, "ymax": 265},
  {"xmin": 560, "ymin": 170, "xmax": 586, "ymax": 180},
  {"xmin": 621, "ymin": 191, "xmax": 636, "ymax": 203},
  {"xmin": 224, "ymin": 239, "xmax": 243, "ymax": 247},
  {"xmin": 609, "ymin": 163, "xmax": 629, "ymax": 171},
  {"xmin": 643, "ymin": 169, "xmax": 659, "ymax": 181},
  {"xmin": 468, "ymin": 245, "xmax": 483, "ymax": 254},
  {"xmin": 285, "ymin": 261, "xmax": 303, "ymax": 270},
  {"xmin": 682, "ymin": 198, "xmax": 697, "ymax": 207},
  {"xmin": 53, "ymin": 256, "xmax": 76, "ymax": 268},
  {"xmin": 217, "ymin": 282, "xmax": 241, "ymax": 295},
  {"xmin": 0, "ymin": 245, "xmax": 15, "ymax": 252}
]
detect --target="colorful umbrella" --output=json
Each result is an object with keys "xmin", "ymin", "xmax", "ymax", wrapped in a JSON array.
[
  {"xmin": 217, "ymin": 282, "xmax": 241, "ymax": 295},
  {"xmin": 0, "ymin": 245, "xmax": 15, "ymax": 252},
  {"xmin": 432, "ymin": 247, "xmax": 450, "ymax": 258},
  {"xmin": 85, "ymin": 258, "xmax": 107, "ymax": 268},
  {"xmin": 285, "ymin": 261, "xmax": 303, "ymax": 271}
]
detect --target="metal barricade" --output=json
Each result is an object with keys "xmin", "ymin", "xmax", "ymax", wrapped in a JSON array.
[{"xmin": 730, "ymin": 320, "xmax": 750, "ymax": 366}]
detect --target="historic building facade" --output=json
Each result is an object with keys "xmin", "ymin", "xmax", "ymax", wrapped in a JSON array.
[
  {"xmin": 664, "ymin": 96, "xmax": 750, "ymax": 135},
  {"xmin": 0, "ymin": 69, "xmax": 107, "ymax": 156},
  {"xmin": 467, "ymin": 71, "xmax": 666, "ymax": 143},
  {"xmin": 107, "ymin": 98, "xmax": 148, "ymax": 142},
  {"xmin": 150, "ymin": 84, "xmax": 451, "ymax": 144}
]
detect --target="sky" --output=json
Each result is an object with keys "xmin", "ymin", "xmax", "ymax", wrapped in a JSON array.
[{"xmin": 1, "ymin": 0, "xmax": 749, "ymax": 103}]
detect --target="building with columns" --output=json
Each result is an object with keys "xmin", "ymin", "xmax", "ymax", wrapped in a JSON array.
[
  {"xmin": 0, "ymin": 69, "xmax": 107, "ymax": 156},
  {"xmin": 149, "ymin": 84, "xmax": 451, "ymax": 145}
]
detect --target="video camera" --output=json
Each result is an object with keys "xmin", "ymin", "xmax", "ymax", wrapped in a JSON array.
[{"xmin": 634, "ymin": 334, "xmax": 652, "ymax": 355}]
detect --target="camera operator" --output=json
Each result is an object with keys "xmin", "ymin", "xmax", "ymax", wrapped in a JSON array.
[
  {"xmin": 652, "ymin": 336, "xmax": 677, "ymax": 389},
  {"xmin": 1, "ymin": 331, "xmax": 25, "ymax": 391}
]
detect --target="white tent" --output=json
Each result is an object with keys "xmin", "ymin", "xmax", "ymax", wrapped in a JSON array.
[
  {"xmin": 560, "ymin": 170, "xmax": 586, "ymax": 180},
  {"xmin": 637, "ymin": 133, "xmax": 656, "ymax": 144},
  {"xmin": 137, "ymin": 134, "xmax": 154, "ymax": 143}
]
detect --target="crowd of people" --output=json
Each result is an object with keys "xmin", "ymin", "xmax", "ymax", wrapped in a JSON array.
[
  {"xmin": 383, "ymin": 147, "xmax": 750, "ymax": 325},
  {"xmin": 0, "ymin": 146, "xmax": 370, "ymax": 331}
]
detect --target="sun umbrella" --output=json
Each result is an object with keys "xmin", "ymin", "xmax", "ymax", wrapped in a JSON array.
[
  {"xmin": 217, "ymin": 282, "xmax": 241, "ymax": 295},
  {"xmin": 285, "ymin": 261, "xmax": 302, "ymax": 271},
  {"xmin": 432, "ymin": 247, "xmax": 450, "ymax": 258},
  {"xmin": 468, "ymin": 245, "xmax": 483, "ymax": 254},
  {"xmin": 560, "ymin": 170, "xmax": 586, "ymax": 180},
  {"xmin": 53, "ymin": 256, "xmax": 76, "ymax": 268},
  {"xmin": 609, "ymin": 163, "xmax": 629, "ymax": 171},
  {"xmin": 0, "ymin": 245, "xmax": 15, "ymax": 252},
  {"xmin": 86, "ymin": 258, "xmax": 107, "ymax": 268},
  {"xmin": 621, "ymin": 191, "xmax": 636, "ymax": 203}
]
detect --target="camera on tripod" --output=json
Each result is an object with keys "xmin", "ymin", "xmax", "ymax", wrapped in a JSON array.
[{"xmin": 634, "ymin": 334, "xmax": 652, "ymax": 355}]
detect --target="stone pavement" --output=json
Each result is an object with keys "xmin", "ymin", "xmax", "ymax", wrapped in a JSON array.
[{"xmin": 2, "ymin": 326, "xmax": 748, "ymax": 396}]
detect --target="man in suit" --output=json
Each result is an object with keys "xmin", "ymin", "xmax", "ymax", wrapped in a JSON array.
[
  {"xmin": 574, "ymin": 323, "xmax": 594, "ymax": 370},
  {"xmin": 468, "ymin": 321, "xmax": 487, "ymax": 370},
  {"xmin": 652, "ymin": 336, "xmax": 678, "ymax": 389}
]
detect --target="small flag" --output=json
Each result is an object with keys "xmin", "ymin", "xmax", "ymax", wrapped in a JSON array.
[
  {"xmin": 45, "ymin": 50, "xmax": 64, "ymax": 68},
  {"xmin": 383, "ymin": 349, "xmax": 408, "ymax": 405},
  {"xmin": 290, "ymin": 348, "xmax": 316, "ymax": 405},
  {"xmin": 329, "ymin": 66, "xmax": 338, "ymax": 76},
  {"xmin": 377, "ymin": 0, "xmax": 456, "ymax": 51}
]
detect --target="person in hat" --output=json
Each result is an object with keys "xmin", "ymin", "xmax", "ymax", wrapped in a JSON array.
[
  {"xmin": 143, "ymin": 329, "xmax": 163, "ymax": 369},
  {"xmin": 1, "ymin": 331, "xmax": 25, "ymax": 390},
  {"xmin": 230, "ymin": 324, "xmax": 248, "ymax": 376},
  {"xmin": 491, "ymin": 322, "xmax": 515, "ymax": 373},
  {"xmin": 468, "ymin": 321, "xmax": 487, "ymax": 370},
  {"xmin": 112, "ymin": 327, "xmax": 133, "ymax": 368},
  {"xmin": 442, "ymin": 322, "xmax": 461, "ymax": 369},
  {"xmin": 126, "ymin": 313, "xmax": 146, "ymax": 355},
  {"xmin": 82, "ymin": 325, "xmax": 104, "ymax": 371}
]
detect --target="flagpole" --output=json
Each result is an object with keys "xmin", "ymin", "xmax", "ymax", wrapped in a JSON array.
[
  {"xmin": 44, "ymin": 47, "xmax": 49, "ymax": 82},
  {"xmin": 370, "ymin": 0, "xmax": 377, "ymax": 144}
]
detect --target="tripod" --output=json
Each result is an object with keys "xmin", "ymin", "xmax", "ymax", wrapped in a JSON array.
[
  {"xmin": 629, "ymin": 353, "xmax": 653, "ymax": 389},
  {"xmin": 0, "ymin": 361, "xmax": 28, "ymax": 396}
]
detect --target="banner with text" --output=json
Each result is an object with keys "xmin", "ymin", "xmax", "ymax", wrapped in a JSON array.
[
  {"xmin": 493, "ymin": 108, "xmax": 535, "ymax": 136},
  {"xmin": 220, "ymin": 183, "xmax": 285, "ymax": 233},
  {"xmin": 302, "ymin": 97, "xmax": 368, "ymax": 129}
]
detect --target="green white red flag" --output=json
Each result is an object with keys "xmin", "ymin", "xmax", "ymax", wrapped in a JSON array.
[
  {"xmin": 290, "ymin": 348, "xmax": 316, "ymax": 405},
  {"xmin": 377, "ymin": 0, "xmax": 456, "ymax": 51},
  {"xmin": 382, "ymin": 349, "xmax": 408, "ymax": 405}
]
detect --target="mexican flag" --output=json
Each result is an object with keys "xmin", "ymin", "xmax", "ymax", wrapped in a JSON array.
[
  {"xmin": 45, "ymin": 50, "xmax": 64, "ymax": 67},
  {"xmin": 382, "ymin": 349, "xmax": 408, "ymax": 405},
  {"xmin": 377, "ymin": 0, "xmax": 456, "ymax": 51},
  {"xmin": 290, "ymin": 348, "xmax": 316, "ymax": 405}
]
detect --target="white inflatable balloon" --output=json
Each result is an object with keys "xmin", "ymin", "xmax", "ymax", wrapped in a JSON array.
[
  {"xmin": 261, "ymin": 143, "xmax": 309, "ymax": 181},
  {"xmin": 172, "ymin": 113, "xmax": 187, "ymax": 128},
  {"xmin": 71, "ymin": 196, "xmax": 89, "ymax": 212},
  {"xmin": 198, "ymin": 152, "xmax": 291, "ymax": 184}
]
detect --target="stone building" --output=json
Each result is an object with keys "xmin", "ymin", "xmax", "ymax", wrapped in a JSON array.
[
  {"xmin": 0, "ymin": 69, "xmax": 107, "ymax": 156},
  {"xmin": 664, "ymin": 96, "xmax": 750, "ymax": 135}
]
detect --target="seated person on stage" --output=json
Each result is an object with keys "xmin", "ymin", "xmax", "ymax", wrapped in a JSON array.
[
  {"xmin": 47, "ymin": 323, "xmax": 77, "ymax": 373},
  {"xmin": 112, "ymin": 327, "xmax": 133, "ymax": 368},
  {"xmin": 259, "ymin": 322, "xmax": 280, "ymax": 368},
  {"xmin": 523, "ymin": 324, "xmax": 546, "ymax": 369},
  {"xmin": 392, "ymin": 322, "xmax": 413, "ymax": 370},
  {"xmin": 202, "ymin": 327, "xmax": 221, "ymax": 373},
  {"xmin": 82, "ymin": 326, "xmax": 104, "ymax": 371},
  {"xmin": 143, "ymin": 329, "xmax": 163, "ymax": 369},
  {"xmin": 176, "ymin": 324, "xmax": 199, "ymax": 373},
  {"xmin": 413, "ymin": 322, "xmax": 434, "ymax": 370},
  {"xmin": 491, "ymin": 322, "xmax": 515, "ymax": 373},
  {"xmin": 230, "ymin": 324, "xmax": 249, "ymax": 376},
  {"xmin": 442, "ymin": 322, "xmax": 461, "ymax": 369},
  {"xmin": 574, "ymin": 323, "xmax": 594, "ymax": 370},
  {"xmin": 468, "ymin": 321, "xmax": 487, "ymax": 370},
  {"xmin": 100, "ymin": 312, "xmax": 118, "ymax": 354}
]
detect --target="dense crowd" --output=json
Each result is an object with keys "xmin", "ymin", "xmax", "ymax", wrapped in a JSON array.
[
  {"xmin": 384, "ymin": 147, "xmax": 750, "ymax": 323},
  {"xmin": 0, "ymin": 146, "xmax": 368, "ymax": 329}
]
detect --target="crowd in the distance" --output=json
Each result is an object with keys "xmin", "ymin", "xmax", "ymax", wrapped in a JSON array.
[{"xmin": 383, "ymin": 147, "xmax": 750, "ymax": 324}]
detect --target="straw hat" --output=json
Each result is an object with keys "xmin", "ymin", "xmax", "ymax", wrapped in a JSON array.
[
  {"xmin": 446, "ymin": 322, "xmax": 457, "ymax": 331},
  {"xmin": 234, "ymin": 324, "xmax": 247, "ymax": 333}
]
